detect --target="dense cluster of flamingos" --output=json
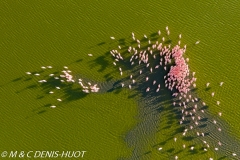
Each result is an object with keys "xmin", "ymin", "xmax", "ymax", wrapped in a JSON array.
[{"xmin": 109, "ymin": 27, "xmax": 237, "ymax": 160}]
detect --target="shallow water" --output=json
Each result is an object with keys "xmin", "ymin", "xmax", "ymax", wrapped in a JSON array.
[{"xmin": 1, "ymin": 1, "xmax": 240, "ymax": 159}]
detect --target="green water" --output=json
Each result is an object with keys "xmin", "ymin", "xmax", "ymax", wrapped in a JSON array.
[{"xmin": 1, "ymin": 1, "xmax": 240, "ymax": 159}]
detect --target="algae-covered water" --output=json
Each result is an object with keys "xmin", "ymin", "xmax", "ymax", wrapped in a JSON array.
[{"xmin": 0, "ymin": 1, "xmax": 240, "ymax": 159}]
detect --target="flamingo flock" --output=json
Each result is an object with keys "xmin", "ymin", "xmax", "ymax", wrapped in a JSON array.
[
  {"xmin": 25, "ymin": 66, "xmax": 100, "ymax": 108},
  {"xmin": 23, "ymin": 26, "xmax": 237, "ymax": 159},
  {"xmin": 109, "ymin": 27, "xmax": 238, "ymax": 159}
]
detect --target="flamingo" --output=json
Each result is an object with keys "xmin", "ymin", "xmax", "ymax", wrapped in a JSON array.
[
  {"xmin": 174, "ymin": 137, "xmax": 177, "ymax": 142},
  {"xmin": 213, "ymin": 120, "xmax": 217, "ymax": 124},
  {"xmin": 195, "ymin": 40, "xmax": 200, "ymax": 44},
  {"xmin": 146, "ymin": 87, "xmax": 150, "ymax": 92},
  {"xmin": 153, "ymin": 80, "xmax": 156, "ymax": 85},
  {"xmin": 211, "ymin": 92, "xmax": 215, "ymax": 97},
  {"xmin": 179, "ymin": 34, "xmax": 182, "ymax": 39},
  {"xmin": 206, "ymin": 83, "xmax": 210, "ymax": 87},
  {"xmin": 132, "ymin": 79, "xmax": 135, "ymax": 84},
  {"xmin": 218, "ymin": 141, "xmax": 222, "ymax": 146},
  {"xmin": 167, "ymin": 30, "xmax": 170, "ymax": 35}
]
